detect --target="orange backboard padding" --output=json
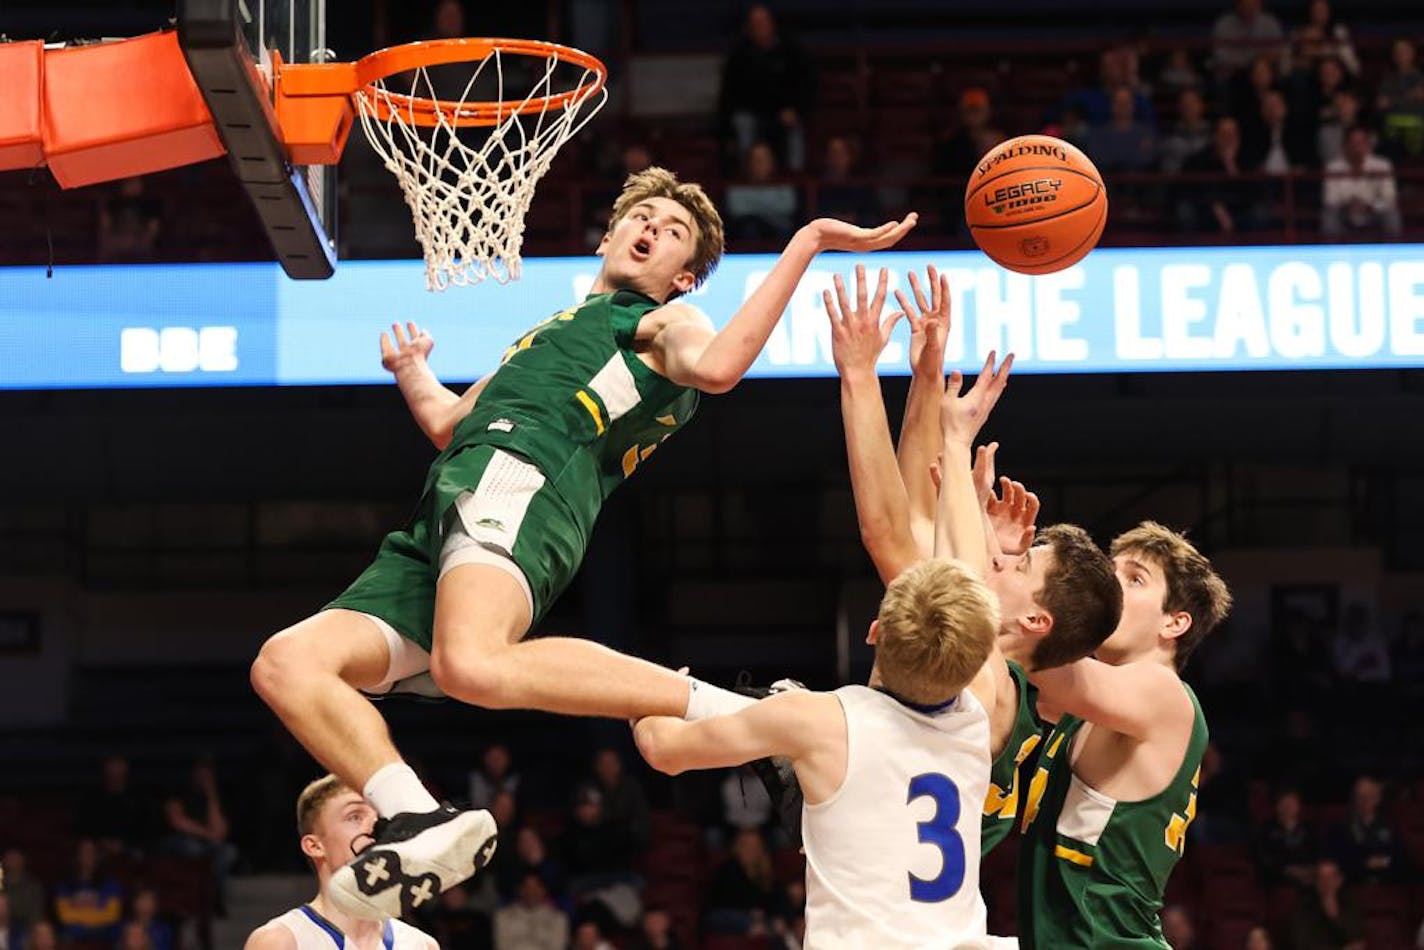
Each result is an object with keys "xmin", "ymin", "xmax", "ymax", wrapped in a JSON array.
[
  {"xmin": 42, "ymin": 30, "xmax": 225, "ymax": 188},
  {"xmin": 0, "ymin": 41, "xmax": 45, "ymax": 171}
]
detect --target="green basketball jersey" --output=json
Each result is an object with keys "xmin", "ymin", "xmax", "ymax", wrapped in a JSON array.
[
  {"xmin": 1016, "ymin": 683, "xmax": 1207, "ymax": 949},
  {"xmin": 981, "ymin": 660, "xmax": 1045, "ymax": 854},
  {"xmin": 435, "ymin": 289, "xmax": 700, "ymax": 541}
]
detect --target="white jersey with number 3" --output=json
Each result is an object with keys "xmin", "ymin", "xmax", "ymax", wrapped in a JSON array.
[
  {"xmin": 266, "ymin": 905, "xmax": 432, "ymax": 949},
  {"xmin": 802, "ymin": 684, "xmax": 993, "ymax": 949}
]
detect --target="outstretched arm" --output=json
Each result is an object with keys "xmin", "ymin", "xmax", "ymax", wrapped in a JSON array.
[
  {"xmin": 934, "ymin": 353, "xmax": 1013, "ymax": 576},
  {"xmin": 381, "ymin": 322, "xmax": 490, "ymax": 450},
  {"xmin": 633, "ymin": 690, "xmax": 846, "ymax": 802},
  {"xmin": 1028, "ymin": 658, "xmax": 1194, "ymax": 741},
  {"xmin": 897, "ymin": 267, "xmax": 950, "ymax": 556},
  {"xmin": 826, "ymin": 265, "xmax": 917, "ymax": 584},
  {"xmin": 653, "ymin": 214, "xmax": 918, "ymax": 393}
]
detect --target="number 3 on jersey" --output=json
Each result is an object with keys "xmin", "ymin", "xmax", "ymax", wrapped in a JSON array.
[{"xmin": 907, "ymin": 773, "xmax": 966, "ymax": 902}]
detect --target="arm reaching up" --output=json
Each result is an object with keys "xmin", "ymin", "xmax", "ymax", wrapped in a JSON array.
[
  {"xmin": 897, "ymin": 267, "xmax": 950, "ymax": 556},
  {"xmin": 826, "ymin": 265, "xmax": 917, "ymax": 583},
  {"xmin": 933, "ymin": 352, "xmax": 1013, "ymax": 576},
  {"xmin": 652, "ymin": 214, "xmax": 918, "ymax": 393},
  {"xmin": 380, "ymin": 322, "xmax": 490, "ymax": 450}
]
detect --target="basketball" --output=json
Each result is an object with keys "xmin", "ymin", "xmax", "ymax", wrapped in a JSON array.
[{"xmin": 965, "ymin": 134, "xmax": 1108, "ymax": 275}]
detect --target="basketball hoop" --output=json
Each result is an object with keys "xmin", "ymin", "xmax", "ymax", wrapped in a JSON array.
[{"xmin": 277, "ymin": 38, "xmax": 608, "ymax": 290}]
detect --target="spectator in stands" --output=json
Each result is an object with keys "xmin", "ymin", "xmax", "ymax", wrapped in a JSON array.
[
  {"xmin": 1330, "ymin": 775, "xmax": 1406, "ymax": 883},
  {"xmin": 1317, "ymin": 88, "xmax": 1363, "ymax": 167},
  {"xmin": 1393, "ymin": 610, "xmax": 1424, "ymax": 691},
  {"xmin": 725, "ymin": 142, "xmax": 799, "ymax": 243},
  {"xmin": 572, "ymin": 920, "xmax": 615, "ymax": 950},
  {"xmin": 429, "ymin": 882, "xmax": 491, "ymax": 950},
  {"xmin": 1275, "ymin": 609, "xmax": 1336, "ymax": 704},
  {"xmin": 469, "ymin": 742, "xmax": 521, "ymax": 811},
  {"xmin": 126, "ymin": 887, "xmax": 173, "ymax": 950},
  {"xmin": 815, "ymin": 136, "xmax": 878, "ymax": 226},
  {"xmin": 1054, "ymin": 47, "xmax": 1154, "ymax": 128},
  {"xmin": 629, "ymin": 906, "xmax": 684, "ymax": 950},
  {"xmin": 97, "ymin": 178, "xmax": 161, "ymax": 264},
  {"xmin": 1212, "ymin": 0, "xmax": 1285, "ymax": 82},
  {"xmin": 117, "ymin": 921, "xmax": 154, "ymax": 950},
  {"xmin": 1378, "ymin": 39, "xmax": 1424, "ymax": 162},
  {"xmin": 1161, "ymin": 88, "xmax": 1213, "ymax": 173},
  {"xmin": 80, "ymin": 754, "xmax": 151, "ymax": 859},
  {"xmin": 933, "ymin": 88, "xmax": 999, "ymax": 178},
  {"xmin": 590, "ymin": 748, "xmax": 651, "ymax": 856},
  {"xmin": 1179, "ymin": 117, "xmax": 1263, "ymax": 233},
  {"xmin": 1158, "ymin": 48, "xmax": 1203, "ymax": 94},
  {"xmin": 1242, "ymin": 89, "xmax": 1317, "ymax": 174},
  {"xmin": 499, "ymin": 827, "xmax": 566, "ymax": 903},
  {"xmin": 160, "ymin": 754, "xmax": 239, "ymax": 913},
  {"xmin": 0, "ymin": 894, "xmax": 16, "ymax": 950},
  {"xmin": 713, "ymin": 764, "xmax": 775, "ymax": 850},
  {"xmin": 1297, "ymin": 57, "xmax": 1352, "ymax": 143},
  {"xmin": 1230, "ymin": 55, "xmax": 1281, "ymax": 145},
  {"xmin": 717, "ymin": 4, "xmax": 812, "ymax": 173},
  {"xmin": 1323, "ymin": 126, "xmax": 1402, "ymax": 236},
  {"xmin": 54, "ymin": 838, "xmax": 124, "ymax": 944},
  {"xmin": 20, "ymin": 921, "xmax": 56, "ymax": 950},
  {"xmin": 1258, "ymin": 786, "xmax": 1317, "ymax": 888},
  {"xmin": 0, "ymin": 850, "xmax": 45, "ymax": 935},
  {"xmin": 1287, "ymin": 1, "xmax": 1359, "ymax": 78},
  {"xmin": 1331, "ymin": 602, "xmax": 1392, "ymax": 684},
  {"xmin": 1291, "ymin": 859, "xmax": 1363, "ymax": 950},
  {"xmin": 1245, "ymin": 925, "xmax": 1274, "ymax": 950},
  {"xmin": 1161, "ymin": 904, "xmax": 1197, "ymax": 949},
  {"xmin": 1087, "ymin": 85, "xmax": 1158, "ymax": 172},
  {"xmin": 494, "ymin": 872, "xmax": 568, "ymax": 950},
  {"xmin": 704, "ymin": 829, "xmax": 778, "ymax": 935},
  {"xmin": 564, "ymin": 783, "xmax": 643, "ymax": 930}
]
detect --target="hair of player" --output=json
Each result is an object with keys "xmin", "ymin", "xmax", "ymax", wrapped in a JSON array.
[
  {"xmin": 875, "ymin": 558, "xmax": 999, "ymax": 705},
  {"xmin": 1110, "ymin": 521, "xmax": 1233, "ymax": 672},
  {"xmin": 296, "ymin": 773, "xmax": 349, "ymax": 838},
  {"xmin": 607, "ymin": 166, "xmax": 725, "ymax": 294},
  {"xmin": 1029, "ymin": 523, "xmax": 1123, "ymax": 671}
]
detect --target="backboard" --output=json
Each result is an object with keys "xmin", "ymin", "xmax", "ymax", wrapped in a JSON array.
[{"xmin": 178, "ymin": 0, "xmax": 336, "ymax": 278}]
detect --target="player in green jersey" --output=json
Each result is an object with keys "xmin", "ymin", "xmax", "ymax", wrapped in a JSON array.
[
  {"xmin": 1016, "ymin": 523, "xmax": 1232, "ymax": 948},
  {"xmin": 825, "ymin": 264, "xmax": 1120, "ymax": 857},
  {"xmin": 248, "ymin": 167, "xmax": 916, "ymax": 921}
]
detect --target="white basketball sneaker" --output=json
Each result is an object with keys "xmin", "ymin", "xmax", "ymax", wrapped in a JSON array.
[{"xmin": 329, "ymin": 803, "xmax": 498, "ymax": 920}]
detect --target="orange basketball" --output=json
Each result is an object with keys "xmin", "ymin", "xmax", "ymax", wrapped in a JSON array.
[{"xmin": 965, "ymin": 134, "xmax": 1108, "ymax": 275}]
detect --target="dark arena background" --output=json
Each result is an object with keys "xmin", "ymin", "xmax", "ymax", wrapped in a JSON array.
[{"xmin": 3, "ymin": 1, "xmax": 1424, "ymax": 948}]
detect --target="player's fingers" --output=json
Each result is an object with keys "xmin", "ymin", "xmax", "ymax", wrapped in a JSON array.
[
  {"xmin": 939, "ymin": 273, "xmax": 952, "ymax": 322},
  {"xmin": 904, "ymin": 269, "xmax": 929, "ymax": 316},
  {"xmin": 406, "ymin": 320, "xmax": 420, "ymax": 342},
  {"xmin": 882, "ymin": 310, "xmax": 906, "ymax": 340},
  {"xmin": 855, "ymin": 263, "xmax": 868, "ymax": 316},
  {"xmin": 894, "ymin": 290, "xmax": 915, "ymax": 325},
  {"xmin": 379, "ymin": 332, "xmax": 393, "ymax": 356},
  {"xmin": 927, "ymin": 264, "xmax": 941, "ymax": 313},
  {"xmin": 1024, "ymin": 492, "xmax": 1041, "ymax": 523},
  {"xmin": 946, "ymin": 369, "xmax": 964, "ymax": 398},
  {"xmin": 822, "ymin": 289, "xmax": 840, "ymax": 325},
  {"xmin": 870, "ymin": 267, "xmax": 890, "ymax": 317},
  {"xmin": 834, "ymin": 273, "xmax": 853, "ymax": 323}
]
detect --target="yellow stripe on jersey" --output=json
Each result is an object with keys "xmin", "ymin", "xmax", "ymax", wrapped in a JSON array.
[
  {"xmin": 574, "ymin": 390, "xmax": 605, "ymax": 435},
  {"xmin": 1054, "ymin": 844, "xmax": 1095, "ymax": 867},
  {"xmin": 656, "ymin": 414, "xmax": 677, "ymax": 426}
]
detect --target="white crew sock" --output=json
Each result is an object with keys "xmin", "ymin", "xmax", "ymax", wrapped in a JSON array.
[
  {"xmin": 363, "ymin": 762, "xmax": 440, "ymax": 818},
  {"xmin": 684, "ymin": 678, "xmax": 757, "ymax": 721}
]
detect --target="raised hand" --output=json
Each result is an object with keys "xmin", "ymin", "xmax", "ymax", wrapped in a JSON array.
[
  {"xmin": 824, "ymin": 265, "xmax": 903, "ymax": 378},
  {"xmin": 986, "ymin": 476, "xmax": 1039, "ymax": 556},
  {"xmin": 901, "ymin": 266, "xmax": 949, "ymax": 379},
  {"xmin": 941, "ymin": 351, "xmax": 1013, "ymax": 449},
  {"xmin": 380, "ymin": 321, "xmax": 434, "ymax": 374},
  {"xmin": 810, "ymin": 213, "xmax": 918, "ymax": 254}
]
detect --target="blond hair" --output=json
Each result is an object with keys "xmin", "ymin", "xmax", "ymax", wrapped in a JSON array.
[
  {"xmin": 876, "ymin": 559, "xmax": 999, "ymax": 705},
  {"xmin": 1111, "ymin": 521, "xmax": 1232, "ymax": 672},
  {"xmin": 296, "ymin": 774, "xmax": 349, "ymax": 837},
  {"xmin": 608, "ymin": 166, "xmax": 725, "ymax": 293}
]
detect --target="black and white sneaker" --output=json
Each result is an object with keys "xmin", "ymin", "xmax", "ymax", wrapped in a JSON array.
[
  {"xmin": 733, "ymin": 673, "xmax": 807, "ymax": 848},
  {"xmin": 329, "ymin": 803, "xmax": 498, "ymax": 920}
]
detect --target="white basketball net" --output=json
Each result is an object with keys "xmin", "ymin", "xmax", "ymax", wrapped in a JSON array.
[{"xmin": 355, "ymin": 49, "xmax": 607, "ymax": 291}]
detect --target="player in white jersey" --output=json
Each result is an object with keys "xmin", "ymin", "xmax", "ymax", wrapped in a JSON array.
[
  {"xmin": 633, "ymin": 340, "xmax": 1013, "ymax": 949},
  {"xmin": 245, "ymin": 775, "xmax": 438, "ymax": 950}
]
